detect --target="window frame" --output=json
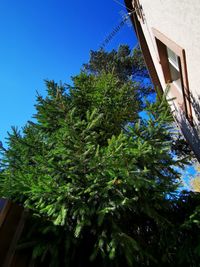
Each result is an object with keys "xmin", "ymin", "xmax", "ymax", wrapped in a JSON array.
[{"xmin": 152, "ymin": 28, "xmax": 193, "ymax": 124}]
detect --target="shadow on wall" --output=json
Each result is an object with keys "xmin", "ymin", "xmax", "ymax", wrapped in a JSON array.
[
  {"xmin": 175, "ymin": 93, "xmax": 200, "ymax": 163},
  {"xmin": 190, "ymin": 93, "xmax": 200, "ymax": 127}
]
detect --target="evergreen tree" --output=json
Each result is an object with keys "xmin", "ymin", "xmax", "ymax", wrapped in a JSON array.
[
  {"xmin": 0, "ymin": 46, "xmax": 199, "ymax": 267},
  {"xmin": 83, "ymin": 45, "xmax": 153, "ymax": 99},
  {"xmin": 84, "ymin": 45, "xmax": 194, "ymax": 159},
  {"xmin": 83, "ymin": 45, "xmax": 149, "ymax": 81}
]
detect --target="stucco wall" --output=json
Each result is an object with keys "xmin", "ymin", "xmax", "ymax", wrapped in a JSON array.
[
  {"xmin": 133, "ymin": 0, "xmax": 200, "ymax": 161},
  {"xmin": 136, "ymin": 0, "xmax": 200, "ymax": 120}
]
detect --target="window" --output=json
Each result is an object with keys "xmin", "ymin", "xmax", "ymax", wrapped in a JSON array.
[
  {"xmin": 166, "ymin": 47, "xmax": 182, "ymax": 91},
  {"xmin": 152, "ymin": 28, "xmax": 193, "ymax": 124}
]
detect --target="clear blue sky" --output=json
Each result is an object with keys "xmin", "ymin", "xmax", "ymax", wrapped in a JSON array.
[{"xmin": 0, "ymin": 0, "xmax": 137, "ymax": 144}]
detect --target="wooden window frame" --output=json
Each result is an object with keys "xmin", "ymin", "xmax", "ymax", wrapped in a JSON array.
[{"xmin": 152, "ymin": 28, "xmax": 193, "ymax": 124}]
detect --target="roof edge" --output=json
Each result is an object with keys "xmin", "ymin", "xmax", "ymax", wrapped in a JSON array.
[{"xmin": 124, "ymin": 0, "xmax": 134, "ymax": 13}]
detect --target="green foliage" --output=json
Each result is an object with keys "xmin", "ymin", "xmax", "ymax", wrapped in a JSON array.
[
  {"xmin": 83, "ymin": 45, "xmax": 153, "ymax": 97},
  {"xmin": 0, "ymin": 46, "xmax": 199, "ymax": 266},
  {"xmin": 83, "ymin": 45, "xmax": 149, "ymax": 82}
]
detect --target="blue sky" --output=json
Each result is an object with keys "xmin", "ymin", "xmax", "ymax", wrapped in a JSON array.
[{"xmin": 0, "ymin": 0, "xmax": 137, "ymax": 144}]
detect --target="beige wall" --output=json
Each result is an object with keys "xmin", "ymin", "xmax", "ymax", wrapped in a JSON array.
[
  {"xmin": 137, "ymin": 0, "xmax": 200, "ymax": 98},
  {"xmin": 133, "ymin": 0, "xmax": 200, "ymax": 160}
]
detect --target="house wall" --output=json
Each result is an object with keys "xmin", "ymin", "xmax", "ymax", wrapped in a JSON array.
[{"xmin": 132, "ymin": 0, "xmax": 200, "ymax": 160}]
